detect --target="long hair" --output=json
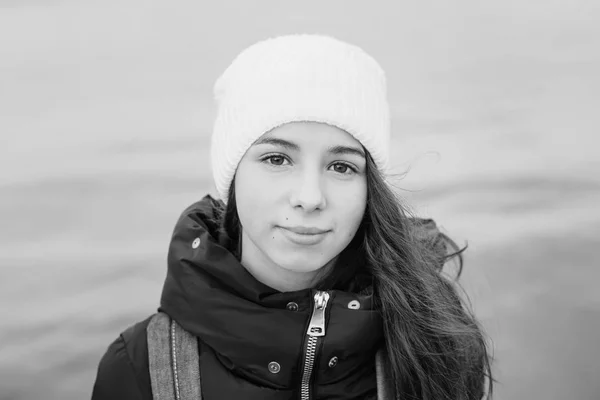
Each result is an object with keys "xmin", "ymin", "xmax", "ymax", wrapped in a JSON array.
[
  {"xmin": 216, "ymin": 152, "xmax": 493, "ymax": 400},
  {"xmin": 359, "ymin": 153, "xmax": 493, "ymax": 399}
]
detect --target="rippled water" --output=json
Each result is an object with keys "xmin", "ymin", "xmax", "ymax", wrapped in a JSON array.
[{"xmin": 1, "ymin": 2, "xmax": 599, "ymax": 399}]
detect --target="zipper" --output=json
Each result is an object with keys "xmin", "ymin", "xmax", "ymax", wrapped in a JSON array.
[{"xmin": 299, "ymin": 290, "xmax": 330, "ymax": 400}]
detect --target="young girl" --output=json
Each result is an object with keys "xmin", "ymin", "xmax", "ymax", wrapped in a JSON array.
[{"xmin": 92, "ymin": 34, "xmax": 493, "ymax": 400}]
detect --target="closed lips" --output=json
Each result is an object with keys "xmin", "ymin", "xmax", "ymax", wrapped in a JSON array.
[{"xmin": 282, "ymin": 226, "xmax": 330, "ymax": 235}]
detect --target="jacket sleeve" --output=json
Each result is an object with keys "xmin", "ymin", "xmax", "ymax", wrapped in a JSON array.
[{"xmin": 91, "ymin": 335, "xmax": 145, "ymax": 400}]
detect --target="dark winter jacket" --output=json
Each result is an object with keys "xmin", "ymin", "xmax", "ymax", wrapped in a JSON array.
[{"xmin": 92, "ymin": 196, "xmax": 389, "ymax": 400}]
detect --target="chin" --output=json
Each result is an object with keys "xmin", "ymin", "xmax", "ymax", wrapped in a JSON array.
[{"xmin": 272, "ymin": 252, "xmax": 330, "ymax": 274}]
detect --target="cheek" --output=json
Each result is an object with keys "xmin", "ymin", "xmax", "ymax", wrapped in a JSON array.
[
  {"xmin": 332, "ymin": 183, "xmax": 367, "ymax": 238},
  {"xmin": 235, "ymin": 181, "xmax": 259, "ymax": 230},
  {"xmin": 234, "ymin": 163, "xmax": 278, "ymax": 232}
]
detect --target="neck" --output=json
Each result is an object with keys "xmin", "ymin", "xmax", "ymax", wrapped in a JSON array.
[{"xmin": 241, "ymin": 261, "xmax": 317, "ymax": 292}]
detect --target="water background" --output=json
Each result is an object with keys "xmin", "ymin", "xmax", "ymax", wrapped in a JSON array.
[{"xmin": 1, "ymin": 1, "xmax": 599, "ymax": 399}]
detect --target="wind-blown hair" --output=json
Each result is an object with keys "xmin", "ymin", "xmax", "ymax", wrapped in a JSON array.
[{"xmin": 216, "ymin": 152, "xmax": 493, "ymax": 400}]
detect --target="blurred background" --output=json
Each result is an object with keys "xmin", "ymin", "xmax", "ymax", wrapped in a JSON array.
[{"xmin": 1, "ymin": 1, "xmax": 599, "ymax": 399}]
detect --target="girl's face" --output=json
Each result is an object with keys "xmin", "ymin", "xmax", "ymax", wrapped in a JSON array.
[{"xmin": 234, "ymin": 122, "xmax": 367, "ymax": 291}]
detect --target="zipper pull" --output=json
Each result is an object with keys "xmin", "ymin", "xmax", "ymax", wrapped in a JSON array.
[{"xmin": 306, "ymin": 291, "xmax": 330, "ymax": 337}]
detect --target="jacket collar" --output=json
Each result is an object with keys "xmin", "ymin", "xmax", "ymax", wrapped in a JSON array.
[{"xmin": 158, "ymin": 196, "xmax": 383, "ymax": 388}]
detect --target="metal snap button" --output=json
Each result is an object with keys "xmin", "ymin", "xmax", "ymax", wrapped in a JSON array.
[
  {"xmin": 328, "ymin": 356, "xmax": 338, "ymax": 368},
  {"xmin": 286, "ymin": 302, "xmax": 299, "ymax": 312},
  {"xmin": 192, "ymin": 238, "xmax": 201, "ymax": 249},
  {"xmin": 268, "ymin": 361, "xmax": 281, "ymax": 374},
  {"xmin": 348, "ymin": 300, "xmax": 361, "ymax": 310}
]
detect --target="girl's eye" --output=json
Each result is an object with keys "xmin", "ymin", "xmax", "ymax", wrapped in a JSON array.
[
  {"xmin": 262, "ymin": 155, "xmax": 289, "ymax": 166},
  {"xmin": 330, "ymin": 162, "xmax": 356, "ymax": 174},
  {"xmin": 268, "ymin": 156, "xmax": 285, "ymax": 165}
]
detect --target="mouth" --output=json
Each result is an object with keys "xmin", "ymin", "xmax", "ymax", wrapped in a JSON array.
[
  {"xmin": 280, "ymin": 226, "xmax": 331, "ymax": 235},
  {"xmin": 277, "ymin": 226, "xmax": 331, "ymax": 246}
]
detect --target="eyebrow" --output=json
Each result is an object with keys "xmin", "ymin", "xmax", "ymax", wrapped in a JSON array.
[
  {"xmin": 253, "ymin": 137, "xmax": 299, "ymax": 151},
  {"xmin": 328, "ymin": 145, "xmax": 366, "ymax": 158},
  {"xmin": 253, "ymin": 137, "xmax": 366, "ymax": 158}
]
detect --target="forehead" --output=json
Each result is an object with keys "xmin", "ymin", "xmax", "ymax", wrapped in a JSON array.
[{"xmin": 259, "ymin": 122, "xmax": 362, "ymax": 147}]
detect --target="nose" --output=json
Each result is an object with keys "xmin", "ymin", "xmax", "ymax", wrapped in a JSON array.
[{"xmin": 289, "ymin": 169, "xmax": 326, "ymax": 212}]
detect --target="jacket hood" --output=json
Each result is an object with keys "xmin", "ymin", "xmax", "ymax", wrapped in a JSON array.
[{"xmin": 159, "ymin": 195, "xmax": 383, "ymax": 392}]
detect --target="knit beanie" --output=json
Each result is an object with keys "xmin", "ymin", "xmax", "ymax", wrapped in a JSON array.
[{"xmin": 210, "ymin": 34, "xmax": 391, "ymax": 202}]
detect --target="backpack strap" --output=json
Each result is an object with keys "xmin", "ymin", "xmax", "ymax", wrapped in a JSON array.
[
  {"xmin": 147, "ymin": 312, "xmax": 202, "ymax": 400},
  {"xmin": 375, "ymin": 348, "xmax": 395, "ymax": 400}
]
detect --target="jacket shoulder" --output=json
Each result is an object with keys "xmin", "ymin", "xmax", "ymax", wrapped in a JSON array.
[{"xmin": 92, "ymin": 314, "xmax": 155, "ymax": 400}]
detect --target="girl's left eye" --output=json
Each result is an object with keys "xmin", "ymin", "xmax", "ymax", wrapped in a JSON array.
[{"xmin": 330, "ymin": 162, "xmax": 356, "ymax": 174}]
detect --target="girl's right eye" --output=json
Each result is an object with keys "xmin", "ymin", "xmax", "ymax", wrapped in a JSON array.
[{"xmin": 261, "ymin": 154, "xmax": 290, "ymax": 166}]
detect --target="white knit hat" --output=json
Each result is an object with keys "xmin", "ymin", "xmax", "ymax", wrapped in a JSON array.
[{"xmin": 210, "ymin": 34, "xmax": 391, "ymax": 202}]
